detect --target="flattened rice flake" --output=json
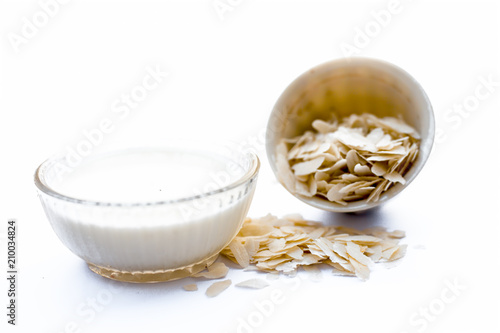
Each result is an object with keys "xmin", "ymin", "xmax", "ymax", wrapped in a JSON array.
[
  {"xmin": 277, "ymin": 113, "xmax": 420, "ymax": 204},
  {"xmin": 221, "ymin": 214, "xmax": 407, "ymax": 281}
]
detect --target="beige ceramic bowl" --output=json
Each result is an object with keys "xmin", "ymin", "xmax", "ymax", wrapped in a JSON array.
[{"xmin": 266, "ymin": 57, "xmax": 434, "ymax": 213}]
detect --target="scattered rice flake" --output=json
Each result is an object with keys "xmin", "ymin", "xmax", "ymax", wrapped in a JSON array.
[
  {"xmin": 276, "ymin": 142, "xmax": 296, "ymax": 192},
  {"xmin": 193, "ymin": 262, "xmax": 229, "ymax": 279},
  {"xmin": 275, "ymin": 261, "xmax": 299, "ymax": 273},
  {"xmin": 389, "ymin": 244, "xmax": 407, "ymax": 261},
  {"xmin": 243, "ymin": 238, "xmax": 261, "ymax": 258},
  {"xmin": 378, "ymin": 116, "xmax": 421, "ymax": 139},
  {"xmin": 346, "ymin": 150, "xmax": 360, "ymax": 173},
  {"xmin": 182, "ymin": 284, "xmax": 198, "ymax": 291},
  {"xmin": 388, "ymin": 230, "xmax": 406, "ymax": 239},
  {"xmin": 268, "ymin": 238, "xmax": 286, "ymax": 253},
  {"xmin": 302, "ymin": 264, "xmax": 321, "ymax": 274},
  {"xmin": 228, "ymin": 239, "xmax": 250, "ymax": 268},
  {"xmin": 286, "ymin": 246, "xmax": 304, "ymax": 260},
  {"xmin": 327, "ymin": 184, "xmax": 346, "ymax": 203},
  {"xmin": 367, "ymin": 245, "xmax": 383, "ymax": 262},
  {"xmin": 354, "ymin": 164, "xmax": 372, "ymax": 176},
  {"xmin": 349, "ymin": 257, "xmax": 370, "ymax": 281},
  {"xmin": 371, "ymin": 162, "xmax": 388, "ymax": 176},
  {"xmin": 335, "ymin": 235, "xmax": 382, "ymax": 244},
  {"xmin": 277, "ymin": 113, "xmax": 419, "ymax": 204},
  {"xmin": 382, "ymin": 246, "xmax": 400, "ymax": 260},
  {"xmin": 243, "ymin": 265, "xmax": 260, "ymax": 271},
  {"xmin": 235, "ymin": 278, "xmax": 270, "ymax": 289},
  {"xmin": 239, "ymin": 223, "xmax": 274, "ymax": 237},
  {"xmin": 383, "ymin": 171, "xmax": 407, "ymax": 185},
  {"xmin": 220, "ymin": 214, "xmax": 407, "ymax": 281},
  {"xmin": 328, "ymin": 261, "xmax": 355, "ymax": 276},
  {"xmin": 206, "ymin": 279, "xmax": 232, "ymax": 298},
  {"xmin": 312, "ymin": 119, "xmax": 337, "ymax": 134},
  {"xmin": 307, "ymin": 227, "xmax": 327, "ymax": 239},
  {"xmin": 284, "ymin": 269, "xmax": 298, "ymax": 277},
  {"xmin": 292, "ymin": 156, "xmax": 325, "ymax": 176},
  {"xmin": 345, "ymin": 241, "xmax": 371, "ymax": 266}
]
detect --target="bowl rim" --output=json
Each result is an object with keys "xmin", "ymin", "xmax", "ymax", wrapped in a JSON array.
[
  {"xmin": 266, "ymin": 56, "xmax": 435, "ymax": 213},
  {"xmin": 34, "ymin": 143, "xmax": 260, "ymax": 207}
]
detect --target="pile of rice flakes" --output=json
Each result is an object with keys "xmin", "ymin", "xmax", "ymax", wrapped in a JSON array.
[
  {"xmin": 276, "ymin": 113, "xmax": 420, "ymax": 204},
  {"xmin": 221, "ymin": 214, "xmax": 407, "ymax": 281}
]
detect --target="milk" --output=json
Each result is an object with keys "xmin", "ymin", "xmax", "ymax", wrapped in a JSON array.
[
  {"xmin": 40, "ymin": 148, "xmax": 257, "ymax": 273},
  {"xmin": 52, "ymin": 149, "xmax": 243, "ymax": 203}
]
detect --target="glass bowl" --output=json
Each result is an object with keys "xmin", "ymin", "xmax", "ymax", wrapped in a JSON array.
[{"xmin": 34, "ymin": 142, "xmax": 259, "ymax": 283}]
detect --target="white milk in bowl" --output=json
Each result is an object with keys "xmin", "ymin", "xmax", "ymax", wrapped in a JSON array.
[{"xmin": 35, "ymin": 145, "xmax": 259, "ymax": 282}]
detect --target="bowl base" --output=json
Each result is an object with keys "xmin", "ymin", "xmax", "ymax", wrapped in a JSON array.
[{"xmin": 87, "ymin": 253, "xmax": 219, "ymax": 283}]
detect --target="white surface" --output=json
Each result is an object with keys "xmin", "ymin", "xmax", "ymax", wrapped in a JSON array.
[{"xmin": 1, "ymin": 0, "xmax": 499, "ymax": 332}]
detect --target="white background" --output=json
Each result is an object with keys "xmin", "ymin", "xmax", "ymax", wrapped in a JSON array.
[{"xmin": 1, "ymin": 0, "xmax": 499, "ymax": 332}]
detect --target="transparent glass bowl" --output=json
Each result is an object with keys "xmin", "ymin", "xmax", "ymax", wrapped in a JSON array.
[{"xmin": 34, "ymin": 143, "xmax": 259, "ymax": 283}]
